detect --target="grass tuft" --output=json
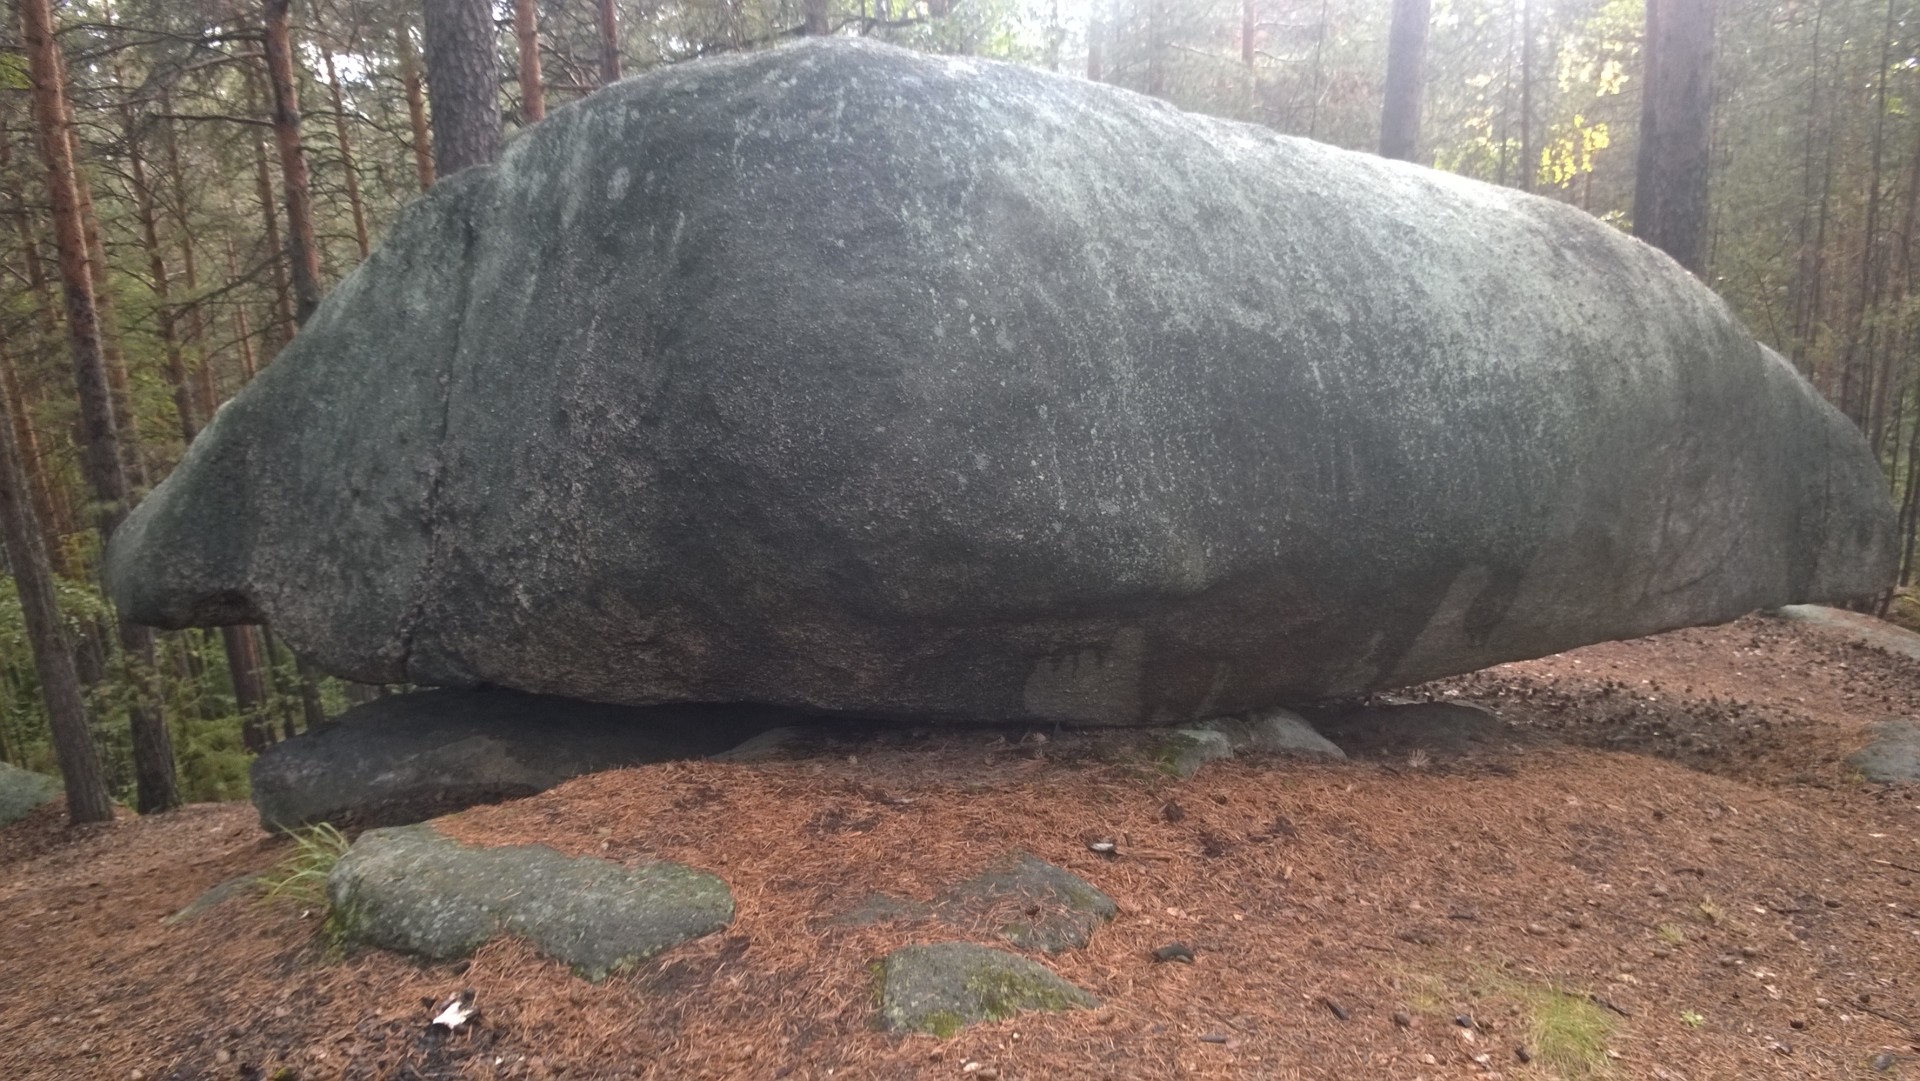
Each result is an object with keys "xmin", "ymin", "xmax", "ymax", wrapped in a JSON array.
[
  {"xmin": 1511, "ymin": 983, "xmax": 1618, "ymax": 1078},
  {"xmin": 259, "ymin": 822, "xmax": 351, "ymax": 909}
]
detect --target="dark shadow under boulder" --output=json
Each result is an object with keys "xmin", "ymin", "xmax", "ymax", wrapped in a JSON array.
[{"xmin": 252, "ymin": 688, "xmax": 800, "ymax": 831}]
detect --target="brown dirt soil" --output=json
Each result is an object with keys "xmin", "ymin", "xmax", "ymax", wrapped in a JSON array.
[{"xmin": 3, "ymin": 612, "xmax": 1920, "ymax": 1080}]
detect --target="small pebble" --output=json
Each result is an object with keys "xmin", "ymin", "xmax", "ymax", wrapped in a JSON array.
[
  {"xmin": 1151, "ymin": 943, "xmax": 1195, "ymax": 964},
  {"xmin": 1515, "ymin": 1046, "xmax": 1533, "ymax": 1064},
  {"xmin": 214, "ymin": 1050, "xmax": 233, "ymax": 1066},
  {"xmin": 1789, "ymin": 1018, "xmax": 1807, "ymax": 1030},
  {"xmin": 1740, "ymin": 945, "xmax": 1759, "ymax": 958},
  {"xmin": 1392, "ymin": 1010, "xmax": 1412, "ymax": 1028},
  {"xmin": 1524, "ymin": 922, "xmax": 1550, "ymax": 936},
  {"xmin": 1650, "ymin": 885, "xmax": 1670, "ymax": 898}
]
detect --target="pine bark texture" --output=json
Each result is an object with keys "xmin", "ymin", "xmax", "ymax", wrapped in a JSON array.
[
  {"xmin": 263, "ymin": 4, "xmax": 324, "ymax": 325},
  {"xmin": 423, "ymin": 0, "xmax": 503, "ymax": 176},
  {"xmin": 514, "ymin": 0, "xmax": 546, "ymax": 124},
  {"xmin": 1633, "ymin": 0, "xmax": 1715, "ymax": 275},
  {"xmin": 397, "ymin": 26, "xmax": 436, "ymax": 189}
]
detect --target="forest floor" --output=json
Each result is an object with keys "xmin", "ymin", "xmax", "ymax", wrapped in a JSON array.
[{"xmin": 3, "ymin": 613, "xmax": 1919, "ymax": 1080}]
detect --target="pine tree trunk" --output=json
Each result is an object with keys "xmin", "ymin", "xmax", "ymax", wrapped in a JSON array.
[
  {"xmin": 0, "ymin": 356, "xmax": 111, "ymax": 825},
  {"xmin": 20, "ymin": 0, "xmax": 178, "ymax": 813},
  {"xmin": 598, "ymin": 0, "xmax": 623, "ymax": 82},
  {"xmin": 65, "ymin": 112, "xmax": 147, "ymax": 489},
  {"xmin": 1632, "ymin": 0, "xmax": 1716, "ymax": 275},
  {"xmin": 1378, "ymin": 0, "xmax": 1429, "ymax": 162},
  {"xmin": 264, "ymin": 0, "xmax": 324, "ymax": 324},
  {"xmin": 127, "ymin": 123, "xmax": 199, "ymax": 444},
  {"xmin": 397, "ymin": 24, "xmax": 436, "ymax": 190},
  {"xmin": 321, "ymin": 50, "xmax": 373, "ymax": 260},
  {"xmin": 805, "ymin": 0, "xmax": 829, "ymax": 35},
  {"xmin": 158, "ymin": 91, "xmax": 219, "ymax": 426},
  {"xmin": 1086, "ymin": 0, "xmax": 1104, "ymax": 82},
  {"xmin": 423, "ymin": 0, "xmax": 503, "ymax": 176},
  {"xmin": 223, "ymin": 625, "xmax": 271, "ymax": 753},
  {"xmin": 514, "ymin": 0, "xmax": 546, "ymax": 123},
  {"xmin": 253, "ymin": 136, "xmax": 296, "ymax": 348},
  {"xmin": 1518, "ymin": 0, "xmax": 1534, "ymax": 191}
]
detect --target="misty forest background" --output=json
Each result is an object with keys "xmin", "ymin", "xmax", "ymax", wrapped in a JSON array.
[{"xmin": 0, "ymin": 0, "xmax": 1909, "ymax": 814}]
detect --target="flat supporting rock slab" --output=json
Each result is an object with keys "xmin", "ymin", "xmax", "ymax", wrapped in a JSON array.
[
  {"xmin": 1849, "ymin": 720, "xmax": 1920, "ymax": 783},
  {"xmin": 1775, "ymin": 605, "xmax": 1920, "ymax": 661},
  {"xmin": 327, "ymin": 823, "xmax": 733, "ymax": 980},
  {"xmin": 877, "ymin": 942, "xmax": 1097, "ymax": 1035},
  {"xmin": 253, "ymin": 688, "xmax": 799, "ymax": 831}
]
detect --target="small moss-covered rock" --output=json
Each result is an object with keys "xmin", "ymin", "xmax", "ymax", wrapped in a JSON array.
[
  {"xmin": 941, "ymin": 852, "xmax": 1117, "ymax": 952},
  {"xmin": 0, "ymin": 762, "xmax": 61, "ymax": 826},
  {"xmin": 1155, "ymin": 727, "xmax": 1235, "ymax": 779},
  {"xmin": 878, "ymin": 942, "xmax": 1097, "ymax": 1034},
  {"xmin": 326, "ymin": 823, "xmax": 733, "ymax": 980}
]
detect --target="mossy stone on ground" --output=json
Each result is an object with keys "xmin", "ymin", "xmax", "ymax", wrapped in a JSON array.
[
  {"xmin": 0, "ymin": 763, "xmax": 62, "ymax": 826},
  {"xmin": 878, "ymin": 942, "xmax": 1097, "ymax": 1035},
  {"xmin": 326, "ymin": 823, "xmax": 732, "ymax": 980},
  {"xmin": 1154, "ymin": 708, "xmax": 1347, "ymax": 778},
  {"xmin": 941, "ymin": 852, "xmax": 1117, "ymax": 952},
  {"xmin": 1849, "ymin": 720, "xmax": 1920, "ymax": 783}
]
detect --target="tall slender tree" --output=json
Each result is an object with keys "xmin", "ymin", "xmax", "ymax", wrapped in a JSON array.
[
  {"xmin": 422, "ymin": 0, "xmax": 503, "ymax": 174},
  {"xmin": 1380, "ymin": 0, "xmax": 1430, "ymax": 161},
  {"xmin": 19, "ymin": 0, "xmax": 179, "ymax": 812},
  {"xmin": 598, "ymin": 0, "xmax": 623, "ymax": 82},
  {"xmin": 514, "ymin": 0, "xmax": 547, "ymax": 123},
  {"xmin": 1633, "ymin": 0, "xmax": 1716, "ymax": 273},
  {"xmin": 0, "ymin": 374, "xmax": 112, "ymax": 825},
  {"xmin": 264, "ymin": 0, "xmax": 324, "ymax": 323}
]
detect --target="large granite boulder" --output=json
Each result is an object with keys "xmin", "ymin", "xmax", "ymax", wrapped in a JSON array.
[{"xmin": 105, "ymin": 41, "xmax": 1894, "ymax": 725}]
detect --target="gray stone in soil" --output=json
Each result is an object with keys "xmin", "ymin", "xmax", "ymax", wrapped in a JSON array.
[
  {"xmin": 1775, "ymin": 605, "xmax": 1920, "ymax": 662},
  {"xmin": 0, "ymin": 762, "xmax": 61, "ymax": 826},
  {"xmin": 252, "ymin": 688, "xmax": 796, "ymax": 831},
  {"xmin": 877, "ymin": 942, "xmax": 1098, "ymax": 1035},
  {"xmin": 709, "ymin": 726, "xmax": 815, "ymax": 763},
  {"xmin": 941, "ymin": 852, "xmax": 1117, "ymax": 953},
  {"xmin": 327, "ymin": 823, "xmax": 732, "ymax": 981},
  {"xmin": 836, "ymin": 892, "xmax": 934, "ymax": 927},
  {"xmin": 1849, "ymin": 720, "xmax": 1920, "ymax": 783},
  {"xmin": 107, "ymin": 40, "xmax": 1894, "ymax": 727},
  {"xmin": 166, "ymin": 873, "xmax": 263, "ymax": 924},
  {"xmin": 1299, "ymin": 701, "xmax": 1505, "ymax": 757}
]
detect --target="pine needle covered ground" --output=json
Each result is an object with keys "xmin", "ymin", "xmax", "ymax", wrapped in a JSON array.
[{"xmin": 2, "ymin": 613, "xmax": 1917, "ymax": 1080}]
